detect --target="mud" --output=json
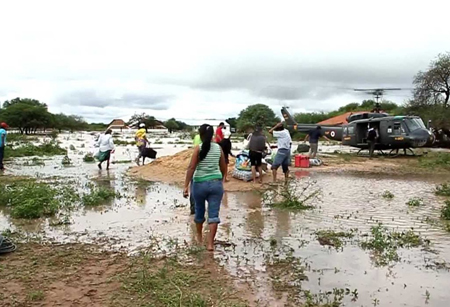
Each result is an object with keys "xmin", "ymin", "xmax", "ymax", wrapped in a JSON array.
[{"xmin": 1, "ymin": 133, "xmax": 450, "ymax": 306}]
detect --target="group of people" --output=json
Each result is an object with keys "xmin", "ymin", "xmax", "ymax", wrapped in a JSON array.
[
  {"xmin": 183, "ymin": 121, "xmax": 295, "ymax": 251},
  {"xmin": 94, "ymin": 122, "xmax": 151, "ymax": 171}
]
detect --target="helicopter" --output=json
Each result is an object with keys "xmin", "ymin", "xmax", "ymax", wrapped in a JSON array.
[{"xmin": 280, "ymin": 88, "xmax": 435, "ymax": 156}]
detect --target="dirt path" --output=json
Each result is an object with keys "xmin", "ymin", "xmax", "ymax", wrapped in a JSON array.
[{"xmin": 0, "ymin": 243, "xmax": 249, "ymax": 307}]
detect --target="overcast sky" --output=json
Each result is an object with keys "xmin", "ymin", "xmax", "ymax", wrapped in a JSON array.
[{"xmin": 1, "ymin": 0, "xmax": 450, "ymax": 123}]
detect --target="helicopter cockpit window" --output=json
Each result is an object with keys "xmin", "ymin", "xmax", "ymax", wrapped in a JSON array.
[
  {"xmin": 347, "ymin": 126, "xmax": 354, "ymax": 134},
  {"xmin": 404, "ymin": 118, "xmax": 426, "ymax": 132},
  {"xmin": 343, "ymin": 127, "xmax": 348, "ymax": 136}
]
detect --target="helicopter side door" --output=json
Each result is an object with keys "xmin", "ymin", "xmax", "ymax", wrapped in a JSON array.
[{"xmin": 342, "ymin": 124, "xmax": 355, "ymax": 146}]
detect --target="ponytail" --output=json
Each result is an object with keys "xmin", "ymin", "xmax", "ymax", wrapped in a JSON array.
[{"xmin": 199, "ymin": 124, "xmax": 214, "ymax": 161}]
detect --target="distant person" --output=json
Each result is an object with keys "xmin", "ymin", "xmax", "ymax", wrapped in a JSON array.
[
  {"xmin": 135, "ymin": 123, "xmax": 148, "ymax": 166},
  {"xmin": 218, "ymin": 128, "xmax": 235, "ymax": 182},
  {"xmin": 248, "ymin": 126, "xmax": 267, "ymax": 183},
  {"xmin": 269, "ymin": 122, "xmax": 292, "ymax": 183},
  {"xmin": 0, "ymin": 122, "xmax": 9, "ymax": 171},
  {"xmin": 193, "ymin": 133, "xmax": 201, "ymax": 147},
  {"xmin": 367, "ymin": 125, "xmax": 379, "ymax": 159},
  {"xmin": 304, "ymin": 126, "xmax": 330, "ymax": 159},
  {"xmin": 95, "ymin": 129, "xmax": 115, "ymax": 170},
  {"xmin": 215, "ymin": 122, "xmax": 225, "ymax": 143},
  {"xmin": 183, "ymin": 124, "xmax": 227, "ymax": 251}
]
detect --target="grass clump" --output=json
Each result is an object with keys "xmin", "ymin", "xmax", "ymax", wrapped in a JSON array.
[
  {"xmin": 360, "ymin": 223, "xmax": 425, "ymax": 266},
  {"xmin": 0, "ymin": 181, "xmax": 79, "ymax": 219},
  {"xmin": 61, "ymin": 155, "xmax": 72, "ymax": 165},
  {"xmin": 27, "ymin": 290, "xmax": 44, "ymax": 301},
  {"xmin": 111, "ymin": 160, "xmax": 132, "ymax": 164},
  {"xmin": 435, "ymin": 183, "xmax": 450, "ymax": 196},
  {"xmin": 315, "ymin": 230, "xmax": 354, "ymax": 250},
  {"xmin": 406, "ymin": 197, "xmax": 424, "ymax": 207},
  {"xmin": 441, "ymin": 200, "xmax": 450, "ymax": 220},
  {"xmin": 6, "ymin": 142, "xmax": 66, "ymax": 158},
  {"xmin": 262, "ymin": 180, "xmax": 319, "ymax": 210},
  {"xmin": 23, "ymin": 157, "xmax": 45, "ymax": 166},
  {"xmin": 382, "ymin": 190, "xmax": 394, "ymax": 199},
  {"xmin": 82, "ymin": 186, "xmax": 117, "ymax": 206},
  {"xmin": 83, "ymin": 153, "xmax": 95, "ymax": 162}
]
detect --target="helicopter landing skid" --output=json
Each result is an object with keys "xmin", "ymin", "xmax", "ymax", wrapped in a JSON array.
[
  {"xmin": 388, "ymin": 148, "xmax": 417, "ymax": 158},
  {"xmin": 356, "ymin": 149, "xmax": 386, "ymax": 156}
]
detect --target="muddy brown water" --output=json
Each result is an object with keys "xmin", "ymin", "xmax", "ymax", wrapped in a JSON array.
[{"xmin": 1, "ymin": 149, "xmax": 450, "ymax": 306}]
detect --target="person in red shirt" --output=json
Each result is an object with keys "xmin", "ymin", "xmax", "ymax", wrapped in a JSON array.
[{"xmin": 215, "ymin": 122, "xmax": 225, "ymax": 143}]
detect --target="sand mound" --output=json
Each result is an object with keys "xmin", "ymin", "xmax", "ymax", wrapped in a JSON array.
[{"xmin": 128, "ymin": 149, "xmax": 258, "ymax": 191}]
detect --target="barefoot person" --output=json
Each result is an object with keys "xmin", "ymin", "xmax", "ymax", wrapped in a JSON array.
[
  {"xmin": 0, "ymin": 122, "xmax": 9, "ymax": 171},
  {"xmin": 248, "ymin": 126, "xmax": 267, "ymax": 183},
  {"xmin": 95, "ymin": 129, "xmax": 115, "ymax": 170},
  {"xmin": 269, "ymin": 122, "xmax": 292, "ymax": 183},
  {"xmin": 183, "ymin": 124, "xmax": 227, "ymax": 251},
  {"xmin": 218, "ymin": 128, "xmax": 235, "ymax": 182},
  {"xmin": 135, "ymin": 123, "xmax": 148, "ymax": 166}
]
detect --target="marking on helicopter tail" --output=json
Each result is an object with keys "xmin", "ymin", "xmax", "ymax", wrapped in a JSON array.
[
  {"xmin": 343, "ymin": 137, "xmax": 351, "ymax": 141},
  {"xmin": 395, "ymin": 137, "xmax": 404, "ymax": 141},
  {"xmin": 330, "ymin": 131, "xmax": 336, "ymax": 137}
]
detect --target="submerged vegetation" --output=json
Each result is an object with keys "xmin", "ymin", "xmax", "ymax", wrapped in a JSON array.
[
  {"xmin": 360, "ymin": 224, "xmax": 426, "ymax": 266},
  {"xmin": 435, "ymin": 182, "xmax": 450, "ymax": 196},
  {"xmin": 262, "ymin": 180, "xmax": 319, "ymax": 210},
  {"xmin": 382, "ymin": 190, "xmax": 395, "ymax": 199},
  {"xmin": 406, "ymin": 197, "xmax": 424, "ymax": 207},
  {"xmin": 0, "ymin": 181, "xmax": 79, "ymax": 219},
  {"xmin": 83, "ymin": 152, "xmax": 95, "ymax": 162},
  {"xmin": 82, "ymin": 185, "xmax": 118, "ymax": 206},
  {"xmin": 315, "ymin": 230, "xmax": 355, "ymax": 250},
  {"xmin": 5, "ymin": 142, "xmax": 66, "ymax": 158},
  {"xmin": 441, "ymin": 201, "xmax": 450, "ymax": 220}
]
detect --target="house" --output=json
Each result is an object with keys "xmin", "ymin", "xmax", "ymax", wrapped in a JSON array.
[
  {"xmin": 186, "ymin": 120, "xmax": 231, "ymax": 133},
  {"xmin": 107, "ymin": 119, "xmax": 129, "ymax": 132}
]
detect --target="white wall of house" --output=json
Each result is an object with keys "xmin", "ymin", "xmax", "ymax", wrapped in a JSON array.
[{"xmin": 188, "ymin": 120, "xmax": 230, "ymax": 133}]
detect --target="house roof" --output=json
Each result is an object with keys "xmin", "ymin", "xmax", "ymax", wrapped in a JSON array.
[
  {"xmin": 317, "ymin": 111, "xmax": 368, "ymax": 126},
  {"xmin": 108, "ymin": 119, "xmax": 127, "ymax": 127}
]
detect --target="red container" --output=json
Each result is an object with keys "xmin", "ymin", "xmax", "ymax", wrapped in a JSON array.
[{"xmin": 295, "ymin": 155, "xmax": 310, "ymax": 168}]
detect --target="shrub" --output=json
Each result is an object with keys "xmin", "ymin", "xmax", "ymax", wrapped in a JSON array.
[
  {"xmin": 82, "ymin": 186, "xmax": 117, "ymax": 206},
  {"xmin": 6, "ymin": 142, "xmax": 66, "ymax": 158}
]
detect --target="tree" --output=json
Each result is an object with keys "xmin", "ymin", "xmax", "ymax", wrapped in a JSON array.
[
  {"xmin": 412, "ymin": 52, "xmax": 450, "ymax": 107},
  {"xmin": 1, "ymin": 98, "xmax": 52, "ymax": 134},
  {"xmin": 128, "ymin": 113, "xmax": 159, "ymax": 128},
  {"xmin": 236, "ymin": 104, "xmax": 279, "ymax": 132},
  {"xmin": 226, "ymin": 117, "xmax": 237, "ymax": 129},
  {"xmin": 164, "ymin": 119, "xmax": 179, "ymax": 133}
]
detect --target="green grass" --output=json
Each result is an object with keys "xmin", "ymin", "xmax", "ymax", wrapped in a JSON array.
[
  {"xmin": 435, "ymin": 183, "xmax": 450, "ymax": 196},
  {"xmin": 418, "ymin": 152, "xmax": 450, "ymax": 170},
  {"xmin": 27, "ymin": 290, "xmax": 44, "ymax": 301},
  {"xmin": 360, "ymin": 223, "xmax": 425, "ymax": 266},
  {"xmin": 82, "ymin": 186, "xmax": 117, "ymax": 206},
  {"xmin": 5, "ymin": 142, "xmax": 66, "ymax": 158},
  {"xmin": 0, "ymin": 181, "xmax": 79, "ymax": 219},
  {"xmin": 382, "ymin": 190, "xmax": 394, "ymax": 199},
  {"xmin": 406, "ymin": 197, "xmax": 424, "ymax": 207},
  {"xmin": 441, "ymin": 200, "xmax": 450, "ymax": 220},
  {"xmin": 114, "ymin": 139, "xmax": 135, "ymax": 146}
]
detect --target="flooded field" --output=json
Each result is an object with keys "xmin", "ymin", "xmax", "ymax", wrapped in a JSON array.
[{"xmin": 1, "ymin": 132, "xmax": 450, "ymax": 306}]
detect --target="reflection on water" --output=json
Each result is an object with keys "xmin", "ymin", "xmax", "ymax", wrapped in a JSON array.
[{"xmin": 1, "ymin": 136, "xmax": 450, "ymax": 306}]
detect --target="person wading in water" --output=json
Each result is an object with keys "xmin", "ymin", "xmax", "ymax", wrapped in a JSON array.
[
  {"xmin": 135, "ymin": 123, "xmax": 148, "ymax": 166},
  {"xmin": 95, "ymin": 129, "xmax": 115, "ymax": 170},
  {"xmin": 184, "ymin": 124, "xmax": 227, "ymax": 251},
  {"xmin": 248, "ymin": 126, "xmax": 267, "ymax": 183}
]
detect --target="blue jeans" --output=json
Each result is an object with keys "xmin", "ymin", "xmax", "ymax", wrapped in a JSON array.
[
  {"xmin": 192, "ymin": 179, "xmax": 224, "ymax": 224},
  {"xmin": 272, "ymin": 148, "xmax": 290, "ymax": 173}
]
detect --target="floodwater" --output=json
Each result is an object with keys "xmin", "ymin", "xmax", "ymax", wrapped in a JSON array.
[{"xmin": 1, "ymin": 132, "xmax": 450, "ymax": 306}]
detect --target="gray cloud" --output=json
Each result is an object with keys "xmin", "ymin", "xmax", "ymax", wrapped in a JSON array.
[{"xmin": 57, "ymin": 90, "xmax": 173, "ymax": 110}]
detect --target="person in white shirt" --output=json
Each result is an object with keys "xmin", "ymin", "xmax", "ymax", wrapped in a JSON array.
[
  {"xmin": 95, "ymin": 129, "xmax": 115, "ymax": 170},
  {"xmin": 269, "ymin": 122, "xmax": 292, "ymax": 183}
]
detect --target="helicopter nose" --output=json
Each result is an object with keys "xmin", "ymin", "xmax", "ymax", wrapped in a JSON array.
[{"xmin": 411, "ymin": 129, "xmax": 434, "ymax": 147}]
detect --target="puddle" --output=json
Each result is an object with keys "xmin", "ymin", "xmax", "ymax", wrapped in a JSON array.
[{"xmin": 1, "ymin": 133, "xmax": 450, "ymax": 306}]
